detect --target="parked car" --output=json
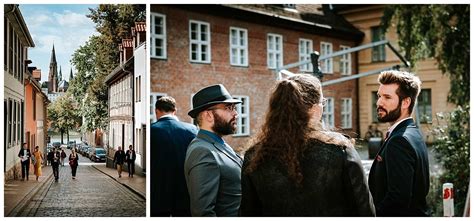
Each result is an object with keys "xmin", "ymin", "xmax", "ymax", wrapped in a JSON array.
[
  {"xmin": 67, "ymin": 141, "xmax": 76, "ymax": 149},
  {"xmin": 86, "ymin": 147, "xmax": 94, "ymax": 159},
  {"xmin": 90, "ymin": 147, "xmax": 107, "ymax": 162},
  {"xmin": 52, "ymin": 142, "xmax": 61, "ymax": 149},
  {"xmin": 82, "ymin": 146, "xmax": 90, "ymax": 157}
]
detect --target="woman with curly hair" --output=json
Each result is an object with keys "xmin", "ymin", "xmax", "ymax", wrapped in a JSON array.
[{"xmin": 240, "ymin": 74, "xmax": 375, "ymax": 216}]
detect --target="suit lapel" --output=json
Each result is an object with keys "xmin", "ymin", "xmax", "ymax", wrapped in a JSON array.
[
  {"xmin": 197, "ymin": 131, "xmax": 242, "ymax": 168},
  {"xmin": 375, "ymin": 118, "xmax": 416, "ymax": 157}
]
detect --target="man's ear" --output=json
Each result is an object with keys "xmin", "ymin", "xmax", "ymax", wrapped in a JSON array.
[{"xmin": 402, "ymin": 97, "xmax": 411, "ymax": 110}]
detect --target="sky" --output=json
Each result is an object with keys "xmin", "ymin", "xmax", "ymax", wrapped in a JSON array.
[{"xmin": 19, "ymin": 4, "xmax": 99, "ymax": 83}]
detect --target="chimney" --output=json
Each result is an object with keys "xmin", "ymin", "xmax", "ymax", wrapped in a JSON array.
[
  {"xmin": 135, "ymin": 22, "xmax": 146, "ymax": 46},
  {"xmin": 122, "ymin": 39, "xmax": 134, "ymax": 62},
  {"xmin": 32, "ymin": 69, "xmax": 42, "ymax": 81}
]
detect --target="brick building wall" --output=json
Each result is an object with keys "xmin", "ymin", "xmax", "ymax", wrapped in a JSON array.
[{"xmin": 151, "ymin": 5, "xmax": 361, "ymax": 151}]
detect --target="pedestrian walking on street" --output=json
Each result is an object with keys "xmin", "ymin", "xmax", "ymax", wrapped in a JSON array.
[
  {"xmin": 69, "ymin": 148, "xmax": 79, "ymax": 179},
  {"xmin": 151, "ymin": 96, "xmax": 198, "ymax": 217},
  {"xmin": 240, "ymin": 74, "xmax": 375, "ymax": 216},
  {"xmin": 18, "ymin": 143, "xmax": 31, "ymax": 181},
  {"xmin": 113, "ymin": 146, "xmax": 126, "ymax": 178},
  {"xmin": 125, "ymin": 145, "xmax": 136, "ymax": 178},
  {"xmin": 60, "ymin": 149, "xmax": 67, "ymax": 166},
  {"xmin": 48, "ymin": 147, "xmax": 61, "ymax": 182},
  {"xmin": 33, "ymin": 146, "xmax": 44, "ymax": 181},
  {"xmin": 185, "ymin": 84, "xmax": 243, "ymax": 217},
  {"xmin": 368, "ymin": 71, "xmax": 430, "ymax": 216}
]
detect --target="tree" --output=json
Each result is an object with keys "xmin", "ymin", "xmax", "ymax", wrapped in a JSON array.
[
  {"xmin": 381, "ymin": 5, "xmax": 469, "ymax": 216},
  {"xmin": 47, "ymin": 94, "xmax": 81, "ymax": 144},
  {"xmin": 70, "ymin": 4, "xmax": 145, "ymax": 133},
  {"xmin": 381, "ymin": 5, "xmax": 469, "ymax": 106}
]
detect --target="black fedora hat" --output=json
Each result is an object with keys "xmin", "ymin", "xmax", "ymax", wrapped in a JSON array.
[{"xmin": 188, "ymin": 84, "xmax": 241, "ymax": 118}]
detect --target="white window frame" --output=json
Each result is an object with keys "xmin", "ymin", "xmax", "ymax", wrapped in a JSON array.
[
  {"xmin": 299, "ymin": 38, "xmax": 313, "ymax": 72},
  {"xmin": 267, "ymin": 33, "xmax": 283, "ymax": 69},
  {"xmin": 340, "ymin": 45, "xmax": 351, "ymax": 75},
  {"xmin": 341, "ymin": 98, "xmax": 352, "ymax": 129},
  {"xmin": 150, "ymin": 92, "xmax": 167, "ymax": 123},
  {"xmin": 189, "ymin": 20, "xmax": 211, "ymax": 63},
  {"xmin": 229, "ymin": 27, "xmax": 248, "ymax": 67},
  {"xmin": 233, "ymin": 95, "xmax": 250, "ymax": 136},
  {"xmin": 323, "ymin": 97, "xmax": 335, "ymax": 128},
  {"xmin": 151, "ymin": 13, "xmax": 166, "ymax": 59},
  {"xmin": 320, "ymin": 42, "xmax": 333, "ymax": 74}
]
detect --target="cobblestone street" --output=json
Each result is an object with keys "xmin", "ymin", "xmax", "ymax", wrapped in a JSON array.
[{"xmin": 15, "ymin": 163, "xmax": 145, "ymax": 217}]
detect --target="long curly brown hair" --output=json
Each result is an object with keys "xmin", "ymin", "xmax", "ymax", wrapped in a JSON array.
[{"xmin": 246, "ymin": 74, "xmax": 351, "ymax": 186}]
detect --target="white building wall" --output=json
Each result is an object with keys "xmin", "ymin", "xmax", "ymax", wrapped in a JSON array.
[
  {"xmin": 133, "ymin": 43, "xmax": 147, "ymax": 172},
  {"xmin": 4, "ymin": 73, "xmax": 24, "ymax": 175}
]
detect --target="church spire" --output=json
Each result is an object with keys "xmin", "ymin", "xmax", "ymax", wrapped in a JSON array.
[
  {"xmin": 69, "ymin": 68, "xmax": 74, "ymax": 81},
  {"xmin": 59, "ymin": 66, "xmax": 62, "ymax": 82},
  {"xmin": 50, "ymin": 44, "xmax": 57, "ymax": 64}
]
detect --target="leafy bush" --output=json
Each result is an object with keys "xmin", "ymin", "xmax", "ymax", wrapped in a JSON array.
[{"xmin": 430, "ymin": 105, "xmax": 470, "ymax": 216}]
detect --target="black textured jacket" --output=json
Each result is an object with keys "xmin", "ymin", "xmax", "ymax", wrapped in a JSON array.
[{"xmin": 240, "ymin": 139, "xmax": 375, "ymax": 216}]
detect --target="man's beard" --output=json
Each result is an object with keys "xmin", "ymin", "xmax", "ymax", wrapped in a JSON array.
[
  {"xmin": 211, "ymin": 111, "xmax": 236, "ymax": 136},
  {"xmin": 377, "ymin": 101, "xmax": 402, "ymax": 123}
]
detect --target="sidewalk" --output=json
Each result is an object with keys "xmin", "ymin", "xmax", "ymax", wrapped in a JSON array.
[
  {"xmin": 4, "ymin": 164, "xmax": 53, "ymax": 216},
  {"xmin": 92, "ymin": 164, "xmax": 146, "ymax": 199}
]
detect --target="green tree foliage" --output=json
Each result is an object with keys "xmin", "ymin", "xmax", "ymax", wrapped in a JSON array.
[
  {"xmin": 431, "ymin": 106, "xmax": 470, "ymax": 216},
  {"xmin": 69, "ymin": 4, "xmax": 145, "ymax": 132},
  {"xmin": 382, "ymin": 5, "xmax": 469, "ymax": 216},
  {"xmin": 381, "ymin": 5, "xmax": 469, "ymax": 106},
  {"xmin": 47, "ymin": 94, "xmax": 81, "ymax": 143}
]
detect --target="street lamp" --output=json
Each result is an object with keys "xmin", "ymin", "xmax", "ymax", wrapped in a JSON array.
[{"xmin": 311, "ymin": 51, "xmax": 324, "ymax": 80}]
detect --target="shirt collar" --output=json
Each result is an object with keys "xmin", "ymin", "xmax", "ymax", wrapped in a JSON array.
[
  {"xmin": 158, "ymin": 113, "xmax": 179, "ymax": 121},
  {"xmin": 387, "ymin": 117, "xmax": 413, "ymax": 135},
  {"xmin": 200, "ymin": 129, "xmax": 225, "ymax": 145}
]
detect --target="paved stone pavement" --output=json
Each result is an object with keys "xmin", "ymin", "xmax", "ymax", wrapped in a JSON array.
[{"xmin": 14, "ymin": 163, "xmax": 145, "ymax": 216}]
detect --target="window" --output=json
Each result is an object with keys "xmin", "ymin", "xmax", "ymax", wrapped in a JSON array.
[
  {"xmin": 371, "ymin": 26, "xmax": 386, "ymax": 62},
  {"xmin": 340, "ymin": 45, "xmax": 351, "ymax": 75},
  {"xmin": 135, "ymin": 76, "xmax": 141, "ymax": 102},
  {"xmin": 323, "ymin": 97, "xmax": 334, "ymax": 128},
  {"xmin": 4, "ymin": 18, "xmax": 7, "ymax": 71},
  {"xmin": 189, "ymin": 20, "xmax": 211, "ymax": 63},
  {"xmin": 9, "ymin": 23, "xmax": 13, "ymax": 75},
  {"xmin": 150, "ymin": 92, "xmax": 167, "ymax": 123},
  {"xmin": 372, "ymin": 91, "xmax": 378, "ymax": 123},
  {"xmin": 299, "ymin": 38, "xmax": 313, "ymax": 72},
  {"xmin": 233, "ymin": 96, "xmax": 250, "ymax": 136},
  {"xmin": 151, "ymin": 13, "xmax": 166, "ymax": 59},
  {"xmin": 417, "ymin": 89, "xmax": 432, "ymax": 123},
  {"xmin": 267, "ymin": 33, "xmax": 283, "ymax": 69},
  {"xmin": 229, "ymin": 27, "xmax": 248, "ymax": 66},
  {"xmin": 320, "ymin": 42, "xmax": 333, "ymax": 73},
  {"xmin": 13, "ymin": 101, "xmax": 16, "ymax": 144},
  {"xmin": 341, "ymin": 98, "xmax": 352, "ymax": 129}
]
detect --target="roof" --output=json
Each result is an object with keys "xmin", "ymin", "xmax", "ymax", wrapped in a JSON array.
[
  {"xmin": 4, "ymin": 4, "xmax": 35, "ymax": 47},
  {"xmin": 169, "ymin": 4, "xmax": 364, "ymax": 41},
  {"xmin": 135, "ymin": 22, "xmax": 146, "ymax": 32},
  {"xmin": 104, "ymin": 58, "xmax": 134, "ymax": 85}
]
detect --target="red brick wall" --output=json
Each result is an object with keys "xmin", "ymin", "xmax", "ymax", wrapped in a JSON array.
[{"xmin": 151, "ymin": 5, "xmax": 360, "ymax": 151}]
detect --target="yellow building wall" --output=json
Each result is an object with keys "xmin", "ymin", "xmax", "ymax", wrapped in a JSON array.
[{"xmin": 339, "ymin": 5, "xmax": 455, "ymax": 141}]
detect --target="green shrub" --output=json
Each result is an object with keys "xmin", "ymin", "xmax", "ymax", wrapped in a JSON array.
[{"xmin": 430, "ymin": 105, "xmax": 470, "ymax": 216}]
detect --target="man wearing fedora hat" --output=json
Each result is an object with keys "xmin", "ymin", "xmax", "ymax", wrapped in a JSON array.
[{"xmin": 184, "ymin": 84, "xmax": 243, "ymax": 217}]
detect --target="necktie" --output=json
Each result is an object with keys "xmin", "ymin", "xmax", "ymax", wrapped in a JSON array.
[{"xmin": 384, "ymin": 131, "xmax": 390, "ymax": 141}]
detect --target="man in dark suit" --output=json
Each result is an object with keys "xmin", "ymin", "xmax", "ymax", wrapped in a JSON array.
[
  {"xmin": 185, "ymin": 84, "xmax": 243, "ymax": 216},
  {"xmin": 151, "ymin": 96, "xmax": 198, "ymax": 217},
  {"xmin": 18, "ymin": 143, "xmax": 31, "ymax": 181},
  {"xmin": 48, "ymin": 147, "xmax": 61, "ymax": 182},
  {"xmin": 369, "ymin": 71, "xmax": 430, "ymax": 216}
]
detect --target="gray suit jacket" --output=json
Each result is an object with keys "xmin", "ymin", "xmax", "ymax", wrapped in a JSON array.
[{"xmin": 184, "ymin": 130, "xmax": 242, "ymax": 217}]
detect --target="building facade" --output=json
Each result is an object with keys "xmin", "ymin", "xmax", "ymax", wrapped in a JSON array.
[
  {"xmin": 25, "ymin": 69, "xmax": 49, "ymax": 157},
  {"xmin": 133, "ymin": 22, "xmax": 147, "ymax": 174},
  {"xmin": 334, "ymin": 5, "xmax": 455, "ymax": 142},
  {"xmin": 105, "ymin": 39, "xmax": 134, "ymax": 168},
  {"xmin": 4, "ymin": 4, "xmax": 35, "ymax": 180},
  {"xmin": 150, "ymin": 4, "xmax": 363, "ymax": 151}
]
